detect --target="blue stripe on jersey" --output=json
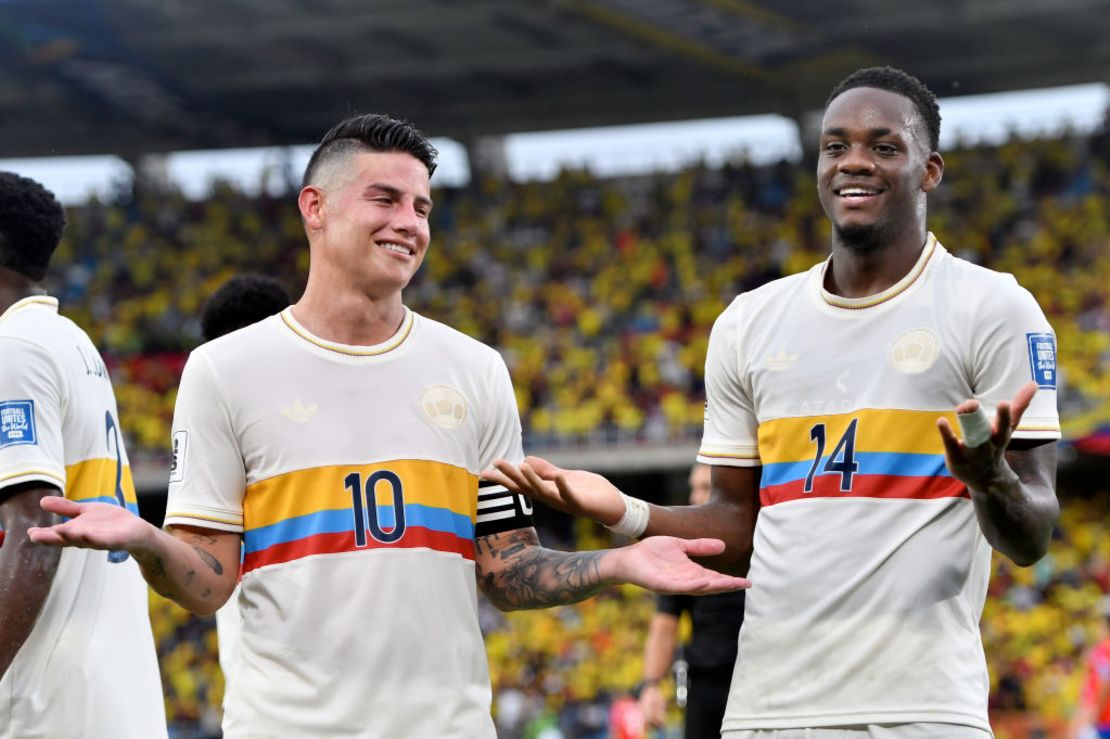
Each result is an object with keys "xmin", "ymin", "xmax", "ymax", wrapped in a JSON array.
[
  {"xmin": 760, "ymin": 452, "xmax": 951, "ymax": 488},
  {"xmin": 243, "ymin": 503, "xmax": 475, "ymax": 555}
]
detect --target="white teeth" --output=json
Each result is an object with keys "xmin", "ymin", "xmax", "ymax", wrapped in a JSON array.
[
  {"xmin": 379, "ymin": 242, "xmax": 412, "ymax": 255},
  {"xmin": 840, "ymin": 188, "xmax": 878, "ymax": 196}
]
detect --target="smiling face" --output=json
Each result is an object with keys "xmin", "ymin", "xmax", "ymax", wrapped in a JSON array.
[
  {"xmin": 300, "ymin": 149, "xmax": 433, "ymax": 300},
  {"xmin": 817, "ymin": 87, "xmax": 943, "ymax": 254}
]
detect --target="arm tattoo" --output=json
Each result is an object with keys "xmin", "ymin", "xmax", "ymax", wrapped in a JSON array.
[
  {"xmin": 476, "ymin": 528, "xmax": 606, "ymax": 611},
  {"xmin": 191, "ymin": 546, "xmax": 224, "ymax": 576}
]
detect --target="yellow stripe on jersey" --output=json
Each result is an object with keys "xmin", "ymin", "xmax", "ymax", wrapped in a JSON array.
[
  {"xmin": 64, "ymin": 457, "xmax": 139, "ymax": 513},
  {"xmin": 758, "ymin": 408, "xmax": 959, "ymax": 463},
  {"xmin": 244, "ymin": 459, "xmax": 477, "ymax": 530}
]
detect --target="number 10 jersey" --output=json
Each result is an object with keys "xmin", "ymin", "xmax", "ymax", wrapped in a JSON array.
[{"xmin": 165, "ymin": 307, "xmax": 527, "ymax": 738}]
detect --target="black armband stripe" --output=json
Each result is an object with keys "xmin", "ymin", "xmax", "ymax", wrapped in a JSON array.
[{"xmin": 475, "ymin": 482, "xmax": 534, "ymax": 536}]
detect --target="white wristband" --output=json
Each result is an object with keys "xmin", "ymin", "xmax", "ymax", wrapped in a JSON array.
[
  {"xmin": 957, "ymin": 404, "xmax": 992, "ymax": 447},
  {"xmin": 605, "ymin": 492, "xmax": 650, "ymax": 539}
]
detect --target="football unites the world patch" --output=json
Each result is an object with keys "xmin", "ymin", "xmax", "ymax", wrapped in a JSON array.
[
  {"xmin": 1026, "ymin": 333, "xmax": 1057, "ymax": 389},
  {"xmin": 0, "ymin": 399, "xmax": 37, "ymax": 448}
]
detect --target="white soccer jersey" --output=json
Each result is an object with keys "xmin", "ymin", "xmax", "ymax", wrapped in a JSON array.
[
  {"xmin": 698, "ymin": 235, "xmax": 1060, "ymax": 732},
  {"xmin": 0, "ymin": 296, "xmax": 166, "ymax": 739},
  {"xmin": 165, "ymin": 307, "xmax": 529, "ymax": 739}
]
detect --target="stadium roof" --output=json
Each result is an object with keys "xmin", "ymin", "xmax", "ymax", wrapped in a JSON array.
[{"xmin": 0, "ymin": 0, "xmax": 1107, "ymax": 159}]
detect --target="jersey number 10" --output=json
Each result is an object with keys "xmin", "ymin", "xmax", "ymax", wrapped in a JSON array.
[{"xmin": 345, "ymin": 471, "xmax": 407, "ymax": 547}]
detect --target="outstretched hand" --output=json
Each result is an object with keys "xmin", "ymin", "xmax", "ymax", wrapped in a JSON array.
[
  {"xmin": 27, "ymin": 497, "xmax": 150, "ymax": 552},
  {"xmin": 483, "ymin": 456, "xmax": 626, "ymax": 526},
  {"xmin": 608, "ymin": 536, "xmax": 751, "ymax": 595},
  {"xmin": 937, "ymin": 381, "xmax": 1037, "ymax": 490}
]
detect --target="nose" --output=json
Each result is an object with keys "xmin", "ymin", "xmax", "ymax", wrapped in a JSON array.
[
  {"xmin": 392, "ymin": 200, "xmax": 421, "ymax": 235},
  {"xmin": 838, "ymin": 144, "xmax": 876, "ymax": 175}
]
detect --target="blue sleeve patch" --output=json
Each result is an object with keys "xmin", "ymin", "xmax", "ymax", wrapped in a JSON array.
[
  {"xmin": 1026, "ymin": 333, "xmax": 1056, "ymax": 390},
  {"xmin": 0, "ymin": 400, "xmax": 37, "ymax": 448}
]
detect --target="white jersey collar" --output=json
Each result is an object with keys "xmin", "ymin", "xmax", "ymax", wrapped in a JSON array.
[
  {"xmin": 817, "ymin": 232, "xmax": 941, "ymax": 310},
  {"xmin": 0, "ymin": 294, "xmax": 58, "ymax": 324},
  {"xmin": 278, "ymin": 306, "xmax": 415, "ymax": 357}
]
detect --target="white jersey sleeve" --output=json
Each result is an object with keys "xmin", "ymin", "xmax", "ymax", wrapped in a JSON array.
[
  {"xmin": 698, "ymin": 297, "xmax": 760, "ymax": 467},
  {"xmin": 165, "ymin": 350, "xmax": 247, "ymax": 531},
  {"xmin": 970, "ymin": 277, "xmax": 1060, "ymax": 440},
  {"xmin": 0, "ymin": 337, "xmax": 66, "ymax": 491},
  {"xmin": 475, "ymin": 352, "xmax": 532, "ymax": 536}
]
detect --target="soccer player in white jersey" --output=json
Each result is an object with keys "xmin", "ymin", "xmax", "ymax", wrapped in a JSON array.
[
  {"xmin": 28, "ymin": 114, "xmax": 749, "ymax": 738},
  {"xmin": 487, "ymin": 67, "xmax": 1060, "ymax": 739},
  {"xmin": 0, "ymin": 171, "xmax": 167, "ymax": 738}
]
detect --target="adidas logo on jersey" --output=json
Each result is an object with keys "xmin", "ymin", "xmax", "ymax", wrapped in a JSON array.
[
  {"xmin": 765, "ymin": 349, "xmax": 799, "ymax": 371},
  {"xmin": 280, "ymin": 400, "xmax": 318, "ymax": 423}
]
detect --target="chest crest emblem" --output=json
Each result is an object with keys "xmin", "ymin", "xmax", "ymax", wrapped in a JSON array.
[
  {"xmin": 889, "ymin": 329, "xmax": 939, "ymax": 374},
  {"xmin": 422, "ymin": 385, "xmax": 467, "ymax": 430}
]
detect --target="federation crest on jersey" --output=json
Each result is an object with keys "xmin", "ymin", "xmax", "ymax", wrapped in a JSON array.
[
  {"xmin": 0, "ymin": 399, "xmax": 36, "ymax": 448},
  {"xmin": 889, "ymin": 329, "xmax": 939, "ymax": 374},
  {"xmin": 421, "ymin": 385, "xmax": 467, "ymax": 430},
  {"xmin": 1026, "ymin": 333, "xmax": 1056, "ymax": 389}
]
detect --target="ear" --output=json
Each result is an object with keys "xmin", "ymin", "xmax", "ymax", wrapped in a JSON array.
[
  {"xmin": 298, "ymin": 185, "xmax": 326, "ymax": 231},
  {"xmin": 921, "ymin": 151, "xmax": 944, "ymax": 193}
]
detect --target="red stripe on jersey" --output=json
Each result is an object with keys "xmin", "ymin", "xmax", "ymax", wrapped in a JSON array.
[
  {"xmin": 242, "ymin": 525, "xmax": 475, "ymax": 574},
  {"xmin": 761, "ymin": 474, "xmax": 969, "ymax": 507}
]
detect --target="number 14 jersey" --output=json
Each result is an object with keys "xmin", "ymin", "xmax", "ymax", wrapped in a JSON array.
[{"xmin": 698, "ymin": 235, "xmax": 1060, "ymax": 732}]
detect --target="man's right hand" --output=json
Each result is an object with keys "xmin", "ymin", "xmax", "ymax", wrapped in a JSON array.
[
  {"xmin": 638, "ymin": 683, "xmax": 667, "ymax": 728},
  {"xmin": 484, "ymin": 456, "xmax": 628, "ymax": 527},
  {"xmin": 28, "ymin": 497, "xmax": 154, "ymax": 552}
]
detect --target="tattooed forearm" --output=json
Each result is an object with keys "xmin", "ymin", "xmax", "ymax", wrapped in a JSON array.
[
  {"xmin": 191, "ymin": 545, "xmax": 224, "ymax": 576},
  {"xmin": 476, "ymin": 529, "xmax": 607, "ymax": 611}
]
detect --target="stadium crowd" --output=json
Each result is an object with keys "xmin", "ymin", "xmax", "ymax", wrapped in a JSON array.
[
  {"xmin": 38, "ymin": 122, "xmax": 1110, "ymax": 737},
  {"xmin": 47, "ymin": 124, "xmax": 1110, "ymax": 466}
]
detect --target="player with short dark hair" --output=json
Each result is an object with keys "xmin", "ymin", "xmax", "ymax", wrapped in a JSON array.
[
  {"xmin": 200, "ymin": 273, "xmax": 291, "ymax": 343},
  {"xmin": 825, "ymin": 65, "xmax": 942, "ymax": 152},
  {"xmin": 488, "ymin": 67, "xmax": 1060, "ymax": 738},
  {"xmin": 0, "ymin": 171, "xmax": 167, "ymax": 738},
  {"xmin": 29, "ymin": 113, "xmax": 748, "ymax": 738}
]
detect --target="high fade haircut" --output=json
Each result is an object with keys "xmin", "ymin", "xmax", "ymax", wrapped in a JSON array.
[
  {"xmin": 302, "ymin": 113, "xmax": 438, "ymax": 189},
  {"xmin": 826, "ymin": 66, "xmax": 942, "ymax": 152},
  {"xmin": 0, "ymin": 171, "xmax": 67, "ymax": 282},
  {"xmin": 201, "ymin": 273, "xmax": 291, "ymax": 342}
]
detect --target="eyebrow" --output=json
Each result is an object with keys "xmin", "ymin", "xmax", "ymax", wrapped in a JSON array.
[
  {"xmin": 364, "ymin": 182, "xmax": 434, "ymax": 210},
  {"xmin": 822, "ymin": 126, "xmax": 898, "ymax": 139}
]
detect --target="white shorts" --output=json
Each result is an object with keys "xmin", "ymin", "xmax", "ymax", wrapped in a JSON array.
[{"xmin": 724, "ymin": 725, "xmax": 992, "ymax": 739}]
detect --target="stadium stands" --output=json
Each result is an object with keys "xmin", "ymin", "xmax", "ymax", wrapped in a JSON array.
[{"xmin": 49, "ymin": 127, "xmax": 1110, "ymax": 472}]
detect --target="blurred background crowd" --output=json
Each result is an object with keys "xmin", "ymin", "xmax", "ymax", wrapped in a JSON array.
[
  {"xmin": 46, "ymin": 123, "xmax": 1110, "ymax": 465},
  {"xmin": 32, "ymin": 120, "xmax": 1109, "ymax": 737}
]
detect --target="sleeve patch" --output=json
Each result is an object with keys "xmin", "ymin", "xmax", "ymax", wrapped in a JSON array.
[
  {"xmin": 169, "ymin": 430, "xmax": 188, "ymax": 483},
  {"xmin": 1026, "ymin": 333, "xmax": 1056, "ymax": 389},
  {"xmin": 0, "ymin": 400, "xmax": 37, "ymax": 448},
  {"xmin": 475, "ymin": 481, "xmax": 534, "ymax": 537}
]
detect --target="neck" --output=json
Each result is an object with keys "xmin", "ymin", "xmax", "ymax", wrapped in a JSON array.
[
  {"xmin": 825, "ymin": 225, "xmax": 929, "ymax": 298},
  {"xmin": 0, "ymin": 269, "xmax": 45, "ymax": 314},
  {"xmin": 291, "ymin": 283, "xmax": 407, "ymax": 346}
]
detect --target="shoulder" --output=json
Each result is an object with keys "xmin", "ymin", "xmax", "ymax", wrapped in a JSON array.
[
  {"xmin": 711, "ymin": 270, "xmax": 811, "ymax": 334},
  {"xmin": 192, "ymin": 315, "xmax": 283, "ymax": 366},
  {"xmin": 412, "ymin": 312, "xmax": 505, "ymax": 366},
  {"xmin": 934, "ymin": 250, "xmax": 1046, "ymax": 319}
]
